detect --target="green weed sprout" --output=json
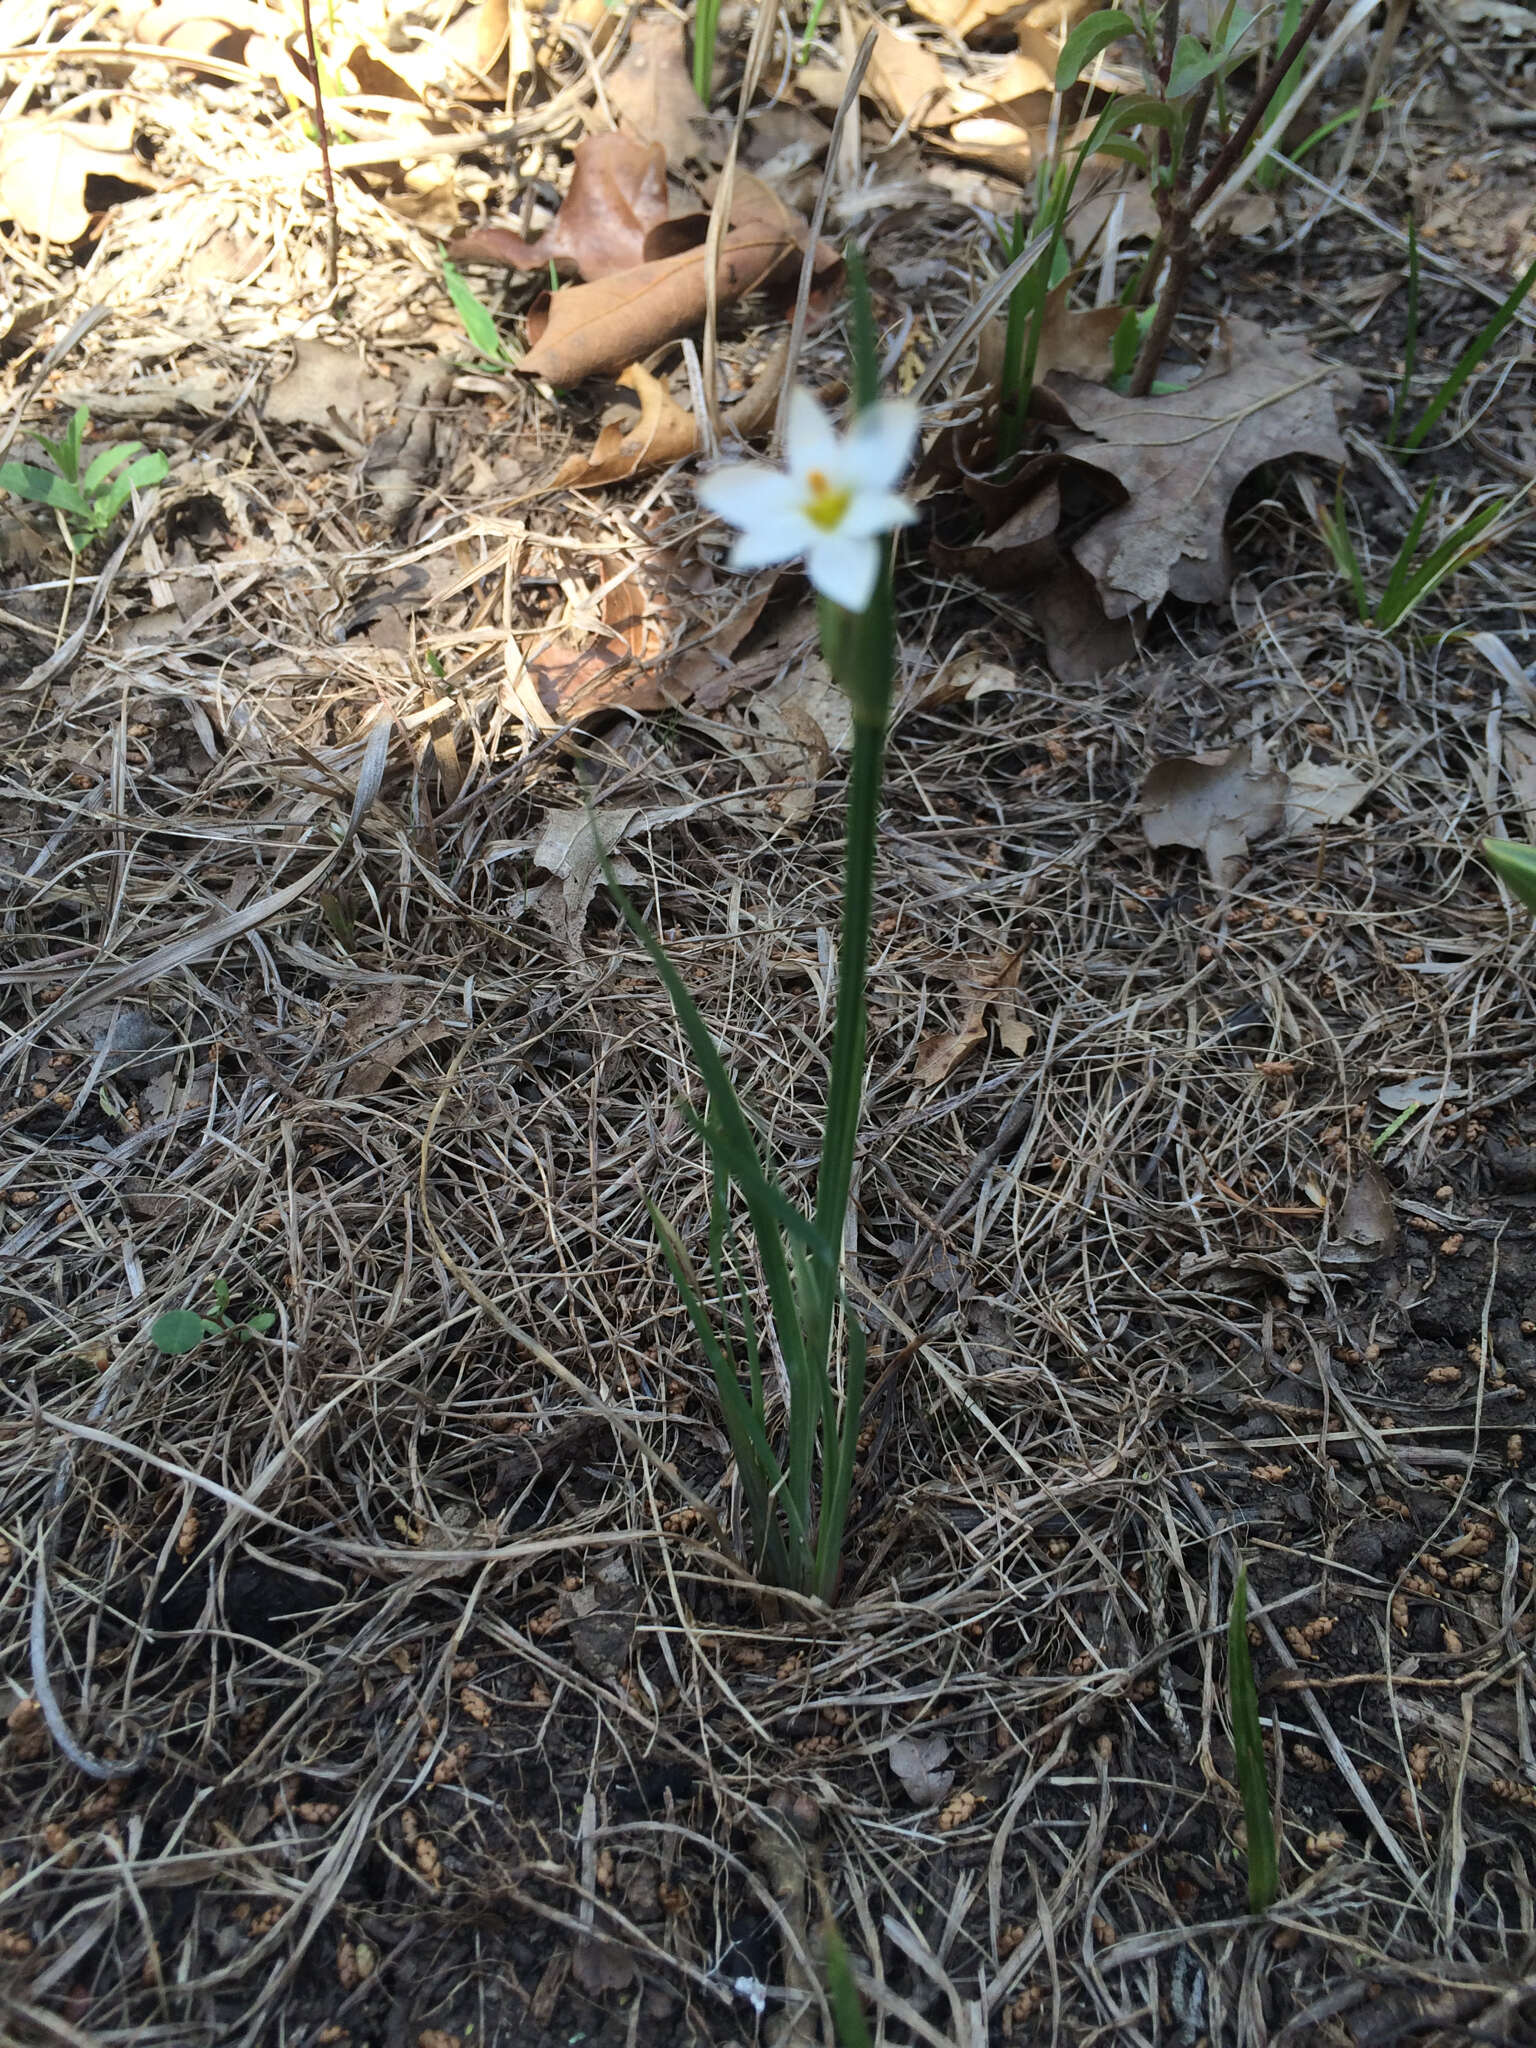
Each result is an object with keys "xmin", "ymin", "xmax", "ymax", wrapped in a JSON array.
[
  {"xmin": 1315, "ymin": 476, "xmax": 1512, "ymax": 633},
  {"xmin": 1485, "ymin": 838, "xmax": 1536, "ymax": 916},
  {"xmin": 151, "ymin": 1278, "xmax": 276, "ymax": 1357},
  {"xmin": 601, "ymin": 255, "xmax": 910, "ymax": 1599},
  {"xmin": 441, "ymin": 253, "xmax": 518, "ymax": 369},
  {"xmin": 1228, "ymin": 1563, "xmax": 1280, "ymax": 1912},
  {"xmin": 0, "ymin": 404, "xmax": 168, "ymax": 552}
]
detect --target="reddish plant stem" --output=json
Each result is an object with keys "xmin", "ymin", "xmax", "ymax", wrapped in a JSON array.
[
  {"xmin": 298, "ymin": 0, "xmax": 339, "ymax": 290},
  {"xmin": 1187, "ymin": 0, "xmax": 1335, "ymax": 216}
]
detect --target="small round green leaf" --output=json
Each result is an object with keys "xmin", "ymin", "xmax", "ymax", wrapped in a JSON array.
[{"xmin": 150, "ymin": 1309, "xmax": 209, "ymax": 1355}]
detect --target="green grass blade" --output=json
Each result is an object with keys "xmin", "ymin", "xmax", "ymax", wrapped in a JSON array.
[
  {"xmin": 1375, "ymin": 478, "xmax": 1438, "ymax": 621},
  {"xmin": 1315, "ymin": 481, "xmax": 1368, "ymax": 620},
  {"xmin": 1376, "ymin": 495, "xmax": 1508, "ymax": 630},
  {"xmin": 1228, "ymin": 1564, "xmax": 1279, "ymax": 1912},
  {"xmin": 441, "ymin": 252, "xmax": 514, "ymax": 367},
  {"xmin": 692, "ymin": 0, "xmax": 720, "ymax": 102},
  {"xmin": 1402, "ymin": 251, "xmax": 1536, "ymax": 454},
  {"xmin": 822, "ymin": 1915, "xmax": 872, "ymax": 2048},
  {"xmin": 1389, "ymin": 211, "xmax": 1420, "ymax": 451},
  {"xmin": 813, "ymin": 1302, "xmax": 866, "ymax": 1602},
  {"xmin": 1484, "ymin": 838, "xmax": 1536, "ymax": 916}
]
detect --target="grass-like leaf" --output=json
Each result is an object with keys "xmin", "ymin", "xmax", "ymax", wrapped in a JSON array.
[
  {"xmin": 1485, "ymin": 838, "xmax": 1536, "ymax": 916},
  {"xmin": 1228, "ymin": 1564, "xmax": 1279, "ymax": 1912}
]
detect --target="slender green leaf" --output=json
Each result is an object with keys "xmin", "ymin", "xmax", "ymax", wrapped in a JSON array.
[
  {"xmin": 822, "ymin": 1916, "xmax": 873, "ymax": 2048},
  {"xmin": 441, "ymin": 253, "xmax": 516, "ymax": 367},
  {"xmin": 1055, "ymin": 10, "xmax": 1135, "ymax": 90},
  {"xmin": 1484, "ymin": 838, "xmax": 1536, "ymax": 916},
  {"xmin": 1389, "ymin": 212, "xmax": 1420, "ymax": 450},
  {"xmin": 1315, "ymin": 482, "xmax": 1368, "ymax": 620},
  {"xmin": 1375, "ymin": 495, "xmax": 1507, "ymax": 630},
  {"xmin": 1168, "ymin": 34, "xmax": 1223, "ymax": 98},
  {"xmin": 1228, "ymin": 1564, "xmax": 1279, "ymax": 1912},
  {"xmin": 1402, "ymin": 251, "xmax": 1536, "ymax": 454},
  {"xmin": 94, "ymin": 450, "xmax": 169, "ymax": 534},
  {"xmin": 81, "ymin": 440, "xmax": 141, "ymax": 496}
]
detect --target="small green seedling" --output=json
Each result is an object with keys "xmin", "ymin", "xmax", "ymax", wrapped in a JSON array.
[
  {"xmin": 0, "ymin": 405, "xmax": 168, "ymax": 552},
  {"xmin": 1315, "ymin": 476, "xmax": 1511, "ymax": 633},
  {"xmin": 441, "ymin": 254, "xmax": 518, "ymax": 370},
  {"xmin": 150, "ymin": 1278, "xmax": 276, "ymax": 1356},
  {"xmin": 1228, "ymin": 1563, "xmax": 1279, "ymax": 1912},
  {"xmin": 1485, "ymin": 837, "xmax": 1536, "ymax": 916}
]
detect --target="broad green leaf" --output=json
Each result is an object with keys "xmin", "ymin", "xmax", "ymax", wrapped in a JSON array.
[
  {"xmin": 0, "ymin": 462, "xmax": 91, "ymax": 517},
  {"xmin": 1484, "ymin": 838, "xmax": 1536, "ymax": 916},
  {"xmin": 81, "ymin": 440, "xmax": 142, "ymax": 496},
  {"xmin": 1055, "ymin": 10, "xmax": 1135, "ymax": 89},
  {"xmin": 150, "ymin": 1309, "xmax": 212, "ymax": 1355},
  {"xmin": 1168, "ymin": 34, "xmax": 1223, "ymax": 98}
]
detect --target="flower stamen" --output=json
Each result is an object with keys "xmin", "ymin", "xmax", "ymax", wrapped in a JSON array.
[{"xmin": 803, "ymin": 469, "xmax": 852, "ymax": 533}]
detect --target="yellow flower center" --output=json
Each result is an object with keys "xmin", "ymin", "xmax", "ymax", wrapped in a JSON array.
[{"xmin": 802, "ymin": 468, "xmax": 852, "ymax": 533}]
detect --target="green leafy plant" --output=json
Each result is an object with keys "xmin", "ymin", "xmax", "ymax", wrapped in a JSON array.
[
  {"xmin": 0, "ymin": 405, "xmax": 168, "ymax": 552},
  {"xmin": 150, "ymin": 1278, "xmax": 276, "ymax": 1357},
  {"xmin": 1315, "ymin": 476, "xmax": 1512, "ymax": 632},
  {"xmin": 601, "ymin": 257, "xmax": 908, "ymax": 1599},
  {"xmin": 1057, "ymin": 0, "xmax": 1336, "ymax": 394},
  {"xmin": 1485, "ymin": 837, "xmax": 1536, "ymax": 915},
  {"xmin": 441, "ymin": 254, "xmax": 518, "ymax": 369},
  {"xmin": 1228, "ymin": 1563, "xmax": 1280, "ymax": 1912}
]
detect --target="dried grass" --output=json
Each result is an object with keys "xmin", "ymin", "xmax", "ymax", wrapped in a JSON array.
[{"xmin": 3, "ymin": 6, "xmax": 1536, "ymax": 2047}]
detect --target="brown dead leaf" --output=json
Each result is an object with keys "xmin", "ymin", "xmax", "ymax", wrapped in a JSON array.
[
  {"xmin": 0, "ymin": 112, "xmax": 153, "ymax": 243},
  {"xmin": 449, "ymin": 134, "xmax": 669, "ymax": 282},
  {"xmin": 865, "ymin": 21, "xmax": 951, "ymax": 128},
  {"xmin": 125, "ymin": 0, "xmax": 282, "ymax": 57},
  {"xmin": 1034, "ymin": 552, "xmax": 1141, "ymax": 682},
  {"xmin": 519, "ymin": 175, "xmax": 823, "ymax": 385},
  {"xmin": 1048, "ymin": 317, "xmax": 1355, "ymax": 617},
  {"xmin": 933, "ymin": 476, "xmax": 1062, "ymax": 590},
  {"xmin": 1065, "ymin": 176, "xmax": 1162, "ymax": 259},
  {"xmin": 911, "ymin": 951, "xmax": 1029, "ymax": 1086},
  {"xmin": 1140, "ymin": 744, "xmax": 1286, "ymax": 889},
  {"xmin": 908, "ymin": 0, "xmax": 1091, "ymax": 39},
  {"xmin": 1282, "ymin": 759, "xmax": 1370, "ymax": 838},
  {"xmin": 552, "ymin": 344, "xmax": 785, "ymax": 490},
  {"xmin": 888, "ymin": 1734, "xmax": 955, "ymax": 1807},
  {"xmin": 1336, "ymin": 1160, "xmax": 1398, "ymax": 1256},
  {"xmin": 606, "ymin": 13, "xmax": 710, "ymax": 165},
  {"xmin": 266, "ymin": 340, "xmax": 393, "ymax": 438}
]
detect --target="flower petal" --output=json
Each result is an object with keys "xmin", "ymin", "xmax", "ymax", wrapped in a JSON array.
[
  {"xmin": 841, "ymin": 399, "xmax": 919, "ymax": 492},
  {"xmin": 784, "ymin": 386, "xmax": 842, "ymax": 480},
  {"xmin": 836, "ymin": 489, "xmax": 918, "ymax": 541},
  {"xmin": 728, "ymin": 513, "xmax": 814, "ymax": 572},
  {"xmin": 696, "ymin": 463, "xmax": 799, "ymax": 530},
  {"xmin": 806, "ymin": 530, "xmax": 879, "ymax": 611}
]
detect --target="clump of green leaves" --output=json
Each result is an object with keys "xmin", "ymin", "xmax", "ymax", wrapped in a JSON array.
[
  {"xmin": 150, "ymin": 1278, "xmax": 275, "ymax": 1357},
  {"xmin": 441, "ymin": 253, "xmax": 518, "ymax": 370},
  {"xmin": 0, "ymin": 404, "xmax": 168, "ymax": 552},
  {"xmin": 1228, "ymin": 1563, "xmax": 1279, "ymax": 1912},
  {"xmin": 1315, "ymin": 476, "xmax": 1511, "ymax": 633}
]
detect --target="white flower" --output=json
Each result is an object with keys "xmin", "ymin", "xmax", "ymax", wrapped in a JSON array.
[{"xmin": 695, "ymin": 386, "xmax": 918, "ymax": 613}]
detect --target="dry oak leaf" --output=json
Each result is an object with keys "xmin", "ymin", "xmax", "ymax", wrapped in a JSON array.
[
  {"xmin": 450, "ymin": 134, "xmax": 669, "ymax": 282},
  {"xmin": 553, "ymin": 344, "xmax": 784, "ymax": 489},
  {"xmin": 1048, "ymin": 318, "xmax": 1354, "ymax": 617},
  {"xmin": 519, "ymin": 175, "xmax": 820, "ymax": 385},
  {"xmin": 605, "ymin": 12, "xmax": 711, "ymax": 165},
  {"xmin": 1139, "ymin": 743, "xmax": 1286, "ymax": 889},
  {"xmin": 908, "ymin": 0, "xmax": 1096, "ymax": 40},
  {"xmin": 0, "ymin": 112, "xmax": 152, "ymax": 242}
]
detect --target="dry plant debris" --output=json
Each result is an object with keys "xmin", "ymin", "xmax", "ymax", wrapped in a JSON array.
[{"xmin": 3, "ymin": 1, "xmax": 1536, "ymax": 2045}]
